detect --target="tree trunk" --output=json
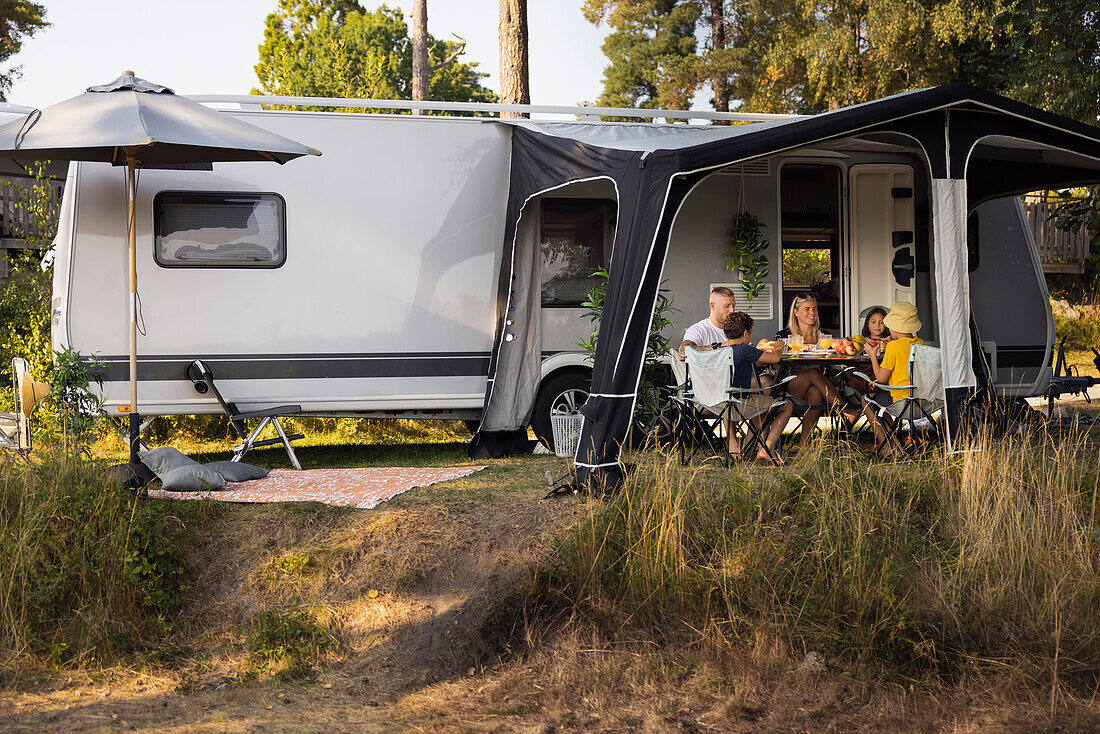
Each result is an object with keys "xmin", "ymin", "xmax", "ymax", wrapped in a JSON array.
[
  {"xmin": 411, "ymin": 0, "xmax": 429, "ymax": 115},
  {"xmin": 709, "ymin": 0, "xmax": 729, "ymax": 113},
  {"xmin": 498, "ymin": 0, "xmax": 530, "ymax": 118}
]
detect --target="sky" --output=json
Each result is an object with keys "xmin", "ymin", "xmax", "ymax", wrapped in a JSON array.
[{"xmin": 6, "ymin": 0, "xmax": 616, "ymax": 108}]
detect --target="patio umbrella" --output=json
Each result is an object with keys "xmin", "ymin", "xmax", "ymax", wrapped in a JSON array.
[{"xmin": 0, "ymin": 71, "xmax": 320, "ymax": 463}]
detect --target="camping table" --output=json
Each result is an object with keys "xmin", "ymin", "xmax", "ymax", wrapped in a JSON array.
[
  {"xmin": 776, "ymin": 351, "xmax": 871, "ymax": 373},
  {"xmin": 772, "ymin": 351, "xmax": 874, "ymax": 433}
]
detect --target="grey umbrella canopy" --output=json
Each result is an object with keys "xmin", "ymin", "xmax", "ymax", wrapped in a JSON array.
[
  {"xmin": 0, "ymin": 71, "xmax": 320, "ymax": 464},
  {"xmin": 0, "ymin": 72, "xmax": 320, "ymax": 164}
]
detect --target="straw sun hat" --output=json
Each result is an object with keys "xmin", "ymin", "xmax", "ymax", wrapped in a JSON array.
[{"xmin": 883, "ymin": 301, "xmax": 922, "ymax": 334}]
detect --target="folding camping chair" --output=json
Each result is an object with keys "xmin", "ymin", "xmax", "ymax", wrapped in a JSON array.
[
  {"xmin": 855, "ymin": 344, "xmax": 944, "ymax": 457},
  {"xmin": 684, "ymin": 347, "xmax": 793, "ymax": 466},
  {"xmin": 664, "ymin": 349, "xmax": 725, "ymax": 465},
  {"xmin": 0, "ymin": 357, "xmax": 48, "ymax": 463},
  {"xmin": 185, "ymin": 359, "xmax": 305, "ymax": 469}
]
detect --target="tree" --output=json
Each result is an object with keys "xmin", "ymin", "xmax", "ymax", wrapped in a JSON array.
[
  {"xmin": 585, "ymin": 0, "xmax": 1100, "ymax": 119},
  {"xmin": 498, "ymin": 0, "xmax": 530, "ymax": 116},
  {"xmin": 583, "ymin": 0, "xmax": 700, "ymax": 109},
  {"xmin": 254, "ymin": 1, "xmax": 496, "ymax": 108},
  {"xmin": 0, "ymin": 1, "xmax": 48, "ymax": 101},
  {"xmin": 410, "ymin": 0, "xmax": 429, "ymax": 109}
]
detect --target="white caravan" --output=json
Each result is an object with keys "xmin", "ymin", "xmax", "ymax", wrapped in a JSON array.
[{"xmin": 49, "ymin": 96, "xmax": 1054, "ymax": 445}]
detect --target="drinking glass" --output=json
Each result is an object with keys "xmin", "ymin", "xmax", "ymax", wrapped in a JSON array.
[
  {"xmin": 788, "ymin": 334, "xmax": 804, "ymax": 352},
  {"xmin": 819, "ymin": 332, "xmax": 832, "ymax": 350}
]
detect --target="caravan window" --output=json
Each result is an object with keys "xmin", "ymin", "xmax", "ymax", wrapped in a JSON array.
[
  {"xmin": 540, "ymin": 198, "xmax": 615, "ymax": 307},
  {"xmin": 153, "ymin": 192, "xmax": 286, "ymax": 268}
]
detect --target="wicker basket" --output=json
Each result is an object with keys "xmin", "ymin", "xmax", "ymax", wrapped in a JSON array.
[{"xmin": 550, "ymin": 414, "xmax": 584, "ymax": 458}]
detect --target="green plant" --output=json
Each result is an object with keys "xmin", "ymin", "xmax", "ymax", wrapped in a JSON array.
[
  {"xmin": 247, "ymin": 605, "xmax": 337, "ymax": 679},
  {"xmin": 726, "ymin": 211, "xmax": 770, "ymax": 302},
  {"xmin": 0, "ymin": 161, "xmax": 59, "ymax": 399},
  {"xmin": 47, "ymin": 346, "xmax": 104, "ymax": 456},
  {"xmin": 0, "ymin": 453, "xmax": 212, "ymax": 665},
  {"xmin": 575, "ymin": 267, "xmax": 680, "ymax": 424}
]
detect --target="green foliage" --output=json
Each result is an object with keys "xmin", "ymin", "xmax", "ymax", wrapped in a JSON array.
[
  {"xmin": 782, "ymin": 248, "xmax": 831, "ymax": 286},
  {"xmin": 254, "ymin": 1, "xmax": 497, "ymax": 110},
  {"xmin": 726, "ymin": 211, "xmax": 769, "ymax": 301},
  {"xmin": 0, "ymin": 2, "xmax": 48, "ymax": 101},
  {"xmin": 1052, "ymin": 309, "xmax": 1100, "ymax": 351},
  {"xmin": 576, "ymin": 267, "xmax": 680, "ymax": 423},
  {"xmin": 583, "ymin": 0, "xmax": 700, "ymax": 112},
  {"xmin": 585, "ymin": 0, "xmax": 1100, "ymax": 120},
  {"xmin": 0, "ymin": 454, "xmax": 212, "ymax": 665},
  {"xmin": 0, "ymin": 161, "xmax": 58, "ymax": 399},
  {"xmin": 47, "ymin": 346, "xmax": 104, "ymax": 456},
  {"xmin": 247, "ymin": 605, "xmax": 337, "ymax": 679}
]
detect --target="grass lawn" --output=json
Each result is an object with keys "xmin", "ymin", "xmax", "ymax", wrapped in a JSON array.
[{"xmin": 5, "ymin": 415, "xmax": 1100, "ymax": 732}]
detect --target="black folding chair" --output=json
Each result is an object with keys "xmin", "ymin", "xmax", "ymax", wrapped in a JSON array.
[
  {"xmin": 665, "ymin": 350, "xmax": 725, "ymax": 465},
  {"xmin": 683, "ymin": 347, "xmax": 794, "ymax": 466},
  {"xmin": 185, "ymin": 360, "xmax": 305, "ymax": 469},
  {"xmin": 852, "ymin": 345, "xmax": 944, "ymax": 458}
]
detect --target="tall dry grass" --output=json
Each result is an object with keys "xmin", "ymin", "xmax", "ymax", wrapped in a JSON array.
[
  {"xmin": 0, "ymin": 453, "xmax": 212, "ymax": 668},
  {"xmin": 538, "ymin": 428, "xmax": 1100, "ymax": 685}
]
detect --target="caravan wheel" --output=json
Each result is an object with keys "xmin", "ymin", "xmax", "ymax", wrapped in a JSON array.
[{"xmin": 532, "ymin": 372, "xmax": 591, "ymax": 450}]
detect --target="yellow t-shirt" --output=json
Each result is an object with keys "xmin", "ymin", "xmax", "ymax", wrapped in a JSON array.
[{"xmin": 879, "ymin": 336, "xmax": 924, "ymax": 402}]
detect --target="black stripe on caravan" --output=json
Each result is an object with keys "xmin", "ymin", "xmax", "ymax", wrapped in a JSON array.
[{"xmin": 93, "ymin": 353, "xmax": 492, "ymax": 382}]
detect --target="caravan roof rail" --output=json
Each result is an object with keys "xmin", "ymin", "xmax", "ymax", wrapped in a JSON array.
[{"xmin": 185, "ymin": 94, "xmax": 811, "ymax": 124}]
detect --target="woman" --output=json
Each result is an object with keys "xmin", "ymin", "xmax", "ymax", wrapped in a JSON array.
[{"xmin": 776, "ymin": 294, "xmax": 858, "ymax": 445}]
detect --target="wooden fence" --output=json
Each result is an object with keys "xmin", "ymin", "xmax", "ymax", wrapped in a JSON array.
[
  {"xmin": 0, "ymin": 178, "xmax": 63, "ymax": 247},
  {"xmin": 1022, "ymin": 194, "xmax": 1091, "ymax": 273}
]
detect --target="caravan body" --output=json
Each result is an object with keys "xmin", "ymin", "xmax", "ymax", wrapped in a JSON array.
[{"xmin": 51, "ymin": 98, "xmax": 1055, "ymax": 437}]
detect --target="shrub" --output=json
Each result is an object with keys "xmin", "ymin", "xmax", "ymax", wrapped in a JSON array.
[
  {"xmin": 0, "ymin": 453, "xmax": 213, "ymax": 666},
  {"xmin": 1053, "ymin": 309, "xmax": 1100, "ymax": 351},
  {"xmin": 247, "ymin": 605, "xmax": 336, "ymax": 679}
]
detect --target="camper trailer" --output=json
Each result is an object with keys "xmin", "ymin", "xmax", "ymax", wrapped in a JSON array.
[{"xmin": 49, "ymin": 90, "xmax": 1065, "ymax": 449}]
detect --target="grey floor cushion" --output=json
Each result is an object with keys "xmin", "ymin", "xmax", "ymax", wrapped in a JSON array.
[
  {"xmin": 139, "ymin": 446, "xmax": 199, "ymax": 476},
  {"xmin": 204, "ymin": 461, "xmax": 270, "ymax": 482},
  {"xmin": 158, "ymin": 464, "xmax": 228, "ymax": 492}
]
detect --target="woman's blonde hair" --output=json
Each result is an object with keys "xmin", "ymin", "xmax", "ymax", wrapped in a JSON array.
[{"xmin": 788, "ymin": 294, "xmax": 820, "ymax": 339}]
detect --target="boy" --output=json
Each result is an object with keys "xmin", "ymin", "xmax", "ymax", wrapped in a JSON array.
[{"xmin": 721, "ymin": 312, "xmax": 793, "ymax": 465}]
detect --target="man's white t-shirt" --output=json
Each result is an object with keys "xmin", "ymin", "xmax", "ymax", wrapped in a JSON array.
[{"xmin": 683, "ymin": 317, "xmax": 726, "ymax": 347}]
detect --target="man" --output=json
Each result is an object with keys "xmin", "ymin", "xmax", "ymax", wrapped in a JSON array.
[{"xmin": 678, "ymin": 286, "xmax": 737, "ymax": 359}]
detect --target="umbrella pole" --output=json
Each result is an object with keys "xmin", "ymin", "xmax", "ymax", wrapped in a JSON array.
[{"xmin": 126, "ymin": 153, "xmax": 140, "ymax": 465}]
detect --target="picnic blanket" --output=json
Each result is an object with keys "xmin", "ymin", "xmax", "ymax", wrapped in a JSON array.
[{"xmin": 147, "ymin": 465, "xmax": 485, "ymax": 509}]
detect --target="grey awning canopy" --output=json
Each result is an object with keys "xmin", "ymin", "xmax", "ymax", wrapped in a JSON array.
[{"xmin": 474, "ymin": 84, "xmax": 1100, "ymax": 490}]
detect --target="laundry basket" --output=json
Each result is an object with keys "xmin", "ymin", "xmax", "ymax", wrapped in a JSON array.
[{"xmin": 550, "ymin": 414, "xmax": 584, "ymax": 458}]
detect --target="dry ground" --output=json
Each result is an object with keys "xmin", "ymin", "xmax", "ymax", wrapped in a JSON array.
[{"xmin": 3, "ymin": 438, "xmax": 1100, "ymax": 732}]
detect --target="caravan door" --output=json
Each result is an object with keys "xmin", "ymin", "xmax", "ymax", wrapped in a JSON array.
[{"xmin": 847, "ymin": 164, "xmax": 916, "ymax": 334}]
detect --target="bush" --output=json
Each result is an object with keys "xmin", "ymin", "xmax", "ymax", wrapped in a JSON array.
[
  {"xmin": 247, "ymin": 605, "xmax": 336, "ymax": 679},
  {"xmin": 1053, "ymin": 309, "xmax": 1100, "ymax": 350},
  {"xmin": 0, "ymin": 453, "xmax": 214, "ymax": 666},
  {"xmin": 537, "ymin": 432, "xmax": 1100, "ymax": 684}
]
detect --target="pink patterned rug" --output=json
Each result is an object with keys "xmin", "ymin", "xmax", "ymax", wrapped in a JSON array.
[{"xmin": 147, "ymin": 465, "xmax": 486, "ymax": 509}]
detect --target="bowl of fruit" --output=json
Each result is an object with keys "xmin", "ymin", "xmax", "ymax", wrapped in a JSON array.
[{"xmin": 830, "ymin": 337, "xmax": 859, "ymax": 356}]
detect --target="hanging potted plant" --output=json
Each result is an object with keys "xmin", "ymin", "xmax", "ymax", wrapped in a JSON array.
[{"xmin": 726, "ymin": 211, "xmax": 769, "ymax": 302}]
